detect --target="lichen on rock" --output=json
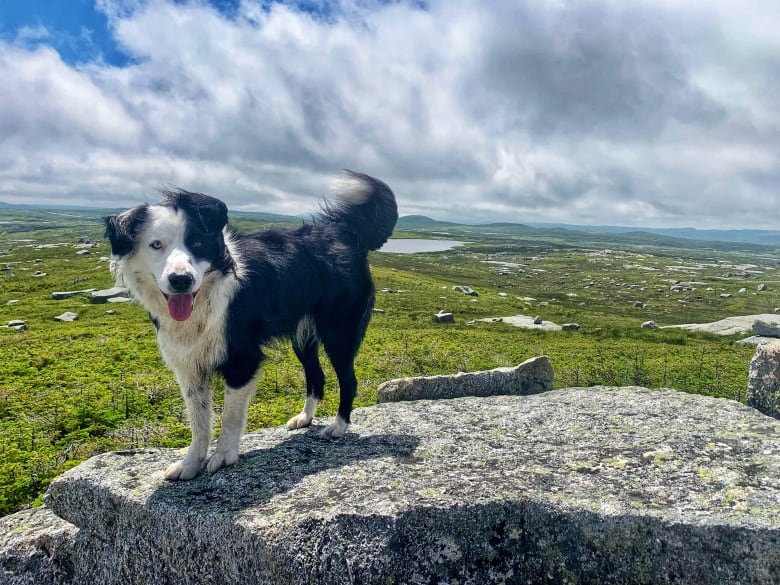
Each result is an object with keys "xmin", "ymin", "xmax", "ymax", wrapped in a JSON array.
[{"xmin": 2, "ymin": 386, "xmax": 780, "ymax": 584}]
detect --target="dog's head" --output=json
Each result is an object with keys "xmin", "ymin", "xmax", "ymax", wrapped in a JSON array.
[{"xmin": 104, "ymin": 190, "xmax": 232, "ymax": 322}]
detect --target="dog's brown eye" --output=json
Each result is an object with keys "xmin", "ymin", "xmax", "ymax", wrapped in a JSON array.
[{"xmin": 150, "ymin": 240, "xmax": 163, "ymax": 250}]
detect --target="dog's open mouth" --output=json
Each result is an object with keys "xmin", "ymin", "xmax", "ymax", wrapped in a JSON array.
[{"xmin": 161, "ymin": 290, "xmax": 198, "ymax": 321}]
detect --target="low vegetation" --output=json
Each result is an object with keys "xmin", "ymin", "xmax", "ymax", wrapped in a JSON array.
[{"xmin": 1, "ymin": 209, "xmax": 777, "ymax": 515}]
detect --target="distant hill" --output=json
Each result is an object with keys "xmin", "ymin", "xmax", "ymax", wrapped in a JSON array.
[
  {"xmin": 396, "ymin": 215, "xmax": 460, "ymax": 229},
  {"xmin": 527, "ymin": 222, "xmax": 780, "ymax": 246}
]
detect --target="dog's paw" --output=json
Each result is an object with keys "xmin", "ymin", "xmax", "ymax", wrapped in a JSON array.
[
  {"xmin": 164, "ymin": 457, "xmax": 203, "ymax": 481},
  {"xmin": 206, "ymin": 449, "xmax": 239, "ymax": 475},
  {"xmin": 319, "ymin": 417, "xmax": 348, "ymax": 439},
  {"xmin": 286, "ymin": 411, "xmax": 314, "ymax": 431}
]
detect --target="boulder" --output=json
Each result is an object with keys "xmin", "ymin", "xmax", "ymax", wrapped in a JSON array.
[
  {"xmin": 1, "ymin": 387, "xmax": 776, "ymax": 584},
  {"xmin": 753, "ymin": 319, "xmax": 780, "ymax": 339},
  {"xmin": 377, "ymin": 356, "xmax": 554, "ymax": 403},
  {"xmin": 561, "ymin": 323, "xmax": 580, "ymax": 331},
  {"xmin": 748, "ymin": 343, "xmax": 780, "ymax": 419},
  {"xmin": 641, "ymin": 320, "xmax": 659, "ymax": 329},
  {"xmin": 52, "ymin": 289, "xmax": 97, "ymax": 301},
  {"xmin": 452, "ymin": 285, "xmax": 478, "ymax": 296},
  {"xmin": 433, "ymin": 310, "xmax": 454, "ymax": 323},
  {"xmin": 54, "ymin": 312, "xmax": 78, "ymax": 322},
  {"xmin": 90, "ymin": 288, "xmax": 131, "ymax": 304}
]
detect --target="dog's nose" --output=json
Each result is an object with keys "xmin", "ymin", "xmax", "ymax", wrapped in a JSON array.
[{"xmin": 168, "ymin": 273, "xmax": 194, "ymax": 293}]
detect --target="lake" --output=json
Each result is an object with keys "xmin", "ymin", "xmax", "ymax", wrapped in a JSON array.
[{"xmin": 378, "ymin": 239, "xmax": 466, "ymax": 254}]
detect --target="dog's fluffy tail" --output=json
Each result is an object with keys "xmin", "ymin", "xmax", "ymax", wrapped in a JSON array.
[{"xmin": 320, "ymin": 170, "xmax": 399, "ymax": 251}]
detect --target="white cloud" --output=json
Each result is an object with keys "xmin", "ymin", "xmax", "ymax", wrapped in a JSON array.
[{"xmin": 0, "ymin": 0, "xmax": 778, "ymax": 228}]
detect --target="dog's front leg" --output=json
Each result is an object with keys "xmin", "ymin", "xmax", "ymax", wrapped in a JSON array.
[
  {"xmin": 207, "ymin": 375, "xmax": 257, "ymax": 474},
  {"xmin": 165, "ymin": 374, "xmax": 213, "ymax": 481}
]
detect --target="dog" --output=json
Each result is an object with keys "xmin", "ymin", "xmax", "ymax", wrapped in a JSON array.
[{"xmin": 104, "ymin": 171, "xmax": 398, "ymax": 480}]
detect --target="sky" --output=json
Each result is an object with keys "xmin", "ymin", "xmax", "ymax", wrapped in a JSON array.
[{"xmin": 0, "ymin": 0, "xmax": 778, "ymax": 228}]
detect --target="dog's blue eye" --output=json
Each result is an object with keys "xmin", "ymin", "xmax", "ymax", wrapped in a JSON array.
[{"xmin": 150, "ymin": 240, "xmax": 163, "ymax": 250}]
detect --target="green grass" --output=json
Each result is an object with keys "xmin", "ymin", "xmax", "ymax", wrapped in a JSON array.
[{"xmin": 0, "ymin": 211, "xmax": 777, "ymax": 515}]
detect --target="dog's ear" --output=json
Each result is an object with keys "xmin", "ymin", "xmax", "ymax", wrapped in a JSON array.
[
  {"xmin": 192, "ymin": 196, "xmax": 228, "ymax": 234},
  {"xmin": 161, "ymin": 189, "xmax": 228, "ymax": 234},
  {"xmin": 103, "ymin": 205, "xmax": 148, "ymax": 257}
]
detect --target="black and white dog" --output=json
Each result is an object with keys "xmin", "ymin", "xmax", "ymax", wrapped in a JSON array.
[{"xmin": 104, "ymin": 172, "xmax": 398, "ymax": 480}]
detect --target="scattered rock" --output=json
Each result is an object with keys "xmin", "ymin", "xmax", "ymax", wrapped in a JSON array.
[
  {"xmin": 737, "ymin": 336, "xmax": 780, "ymax": 347},
  {"xmin": 54, "ymin": 312, "xmax": 78, "ymax": 322},
  {"xmin": 663, "ymin": 314, "xmax": 780, "ymax": 336},
  {"xmin": 739, "ymin": 287, "xmax": 748, "ymax": 293},
  {"xmin": 75, "ymin": 250, "xmax": 91, "ymax": 256},
  {"xmin": 452, "ymin": 285, "xmax": 478, "ymax": 296},
  {"xmin": 479, "ymin": 315, "xmax": 562, "ymax": 331},
  {"xmin": 32, "ymin": 271, "xmax": 47, "ymax": 278},
  {"xmin": 433, "ymin": 310, "xmax": 454, "ymax": 323},
  {"xmin": 720, "ymin": 293, "xmax": 732, "ymax": 298},
  {"xmin": 633, "ymin": 301, "xmax": 644, "ymax": 308},
  {"xmin": 105, "ymin": 310, "xmax": 117, "ymax": 315},
  {"xmin": 748, "ymin": 343, "xmax": 780, "ymax": 419},
  {"xmin": 106, "ymin": 297, "xmax": 133, "ymax": 304},
  {"xmin": 372, "ymin": 308, "xmax": 385, "ymax": 314},
  {"xmin": 8, "ymin": 319, "xmax": 25, "ymax": 327},
  {"xmin": 498, "ymin": 292, "xmax": 508, "ymax": 298},
  {"xmin": 377, "ymin": 356, "xmax": 554, "ymax": 403},
  {"xmin": 52, "ymin": 289, "xmax": 97, "ymax": 301},
  {"xmin": 758, "ymin": 284, "xmax": 769, "ymax": 291},
  {"xmin": 641, "ymin": 320, "xmax": 659, "ymax": 330},
  {"xmin": 753, "ymin": 320, "xmax": 780, "ymax": 339},
  {"xmin": 6, "ymin": 300, "xmax": 18, "ymax": 305},
  {"xmin": 533, "ymin": 315, "xmax": 543, "ymax": 325},
  {"xmin": 561, "ymin": 323, "xmax": 580, "ymax": 331},
  {"xmin": 90, "ymin": 287, "xmax": 131, "ymax": 303}
]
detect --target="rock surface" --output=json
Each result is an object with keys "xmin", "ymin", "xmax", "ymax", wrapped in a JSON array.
[
  {"xmin": 662, "ymin": 313, "xmax": 780, "ymax": 336},
  {"xmin": 748, "ymin": 343, "xmax": 780, "ymax": 419},
  {"xmin": 377, "ymin": 356, "xmax": 553, "ymax": 403},
  {"xmin": 2, "ymin": 387, "xmax": 779, "ymax": 585},
  {"xmin": 51, "ymin": 289, "xmax": 97, "ymax": 300},
  {"xmin": 89, "ymin": 287, "xmax": 131, "ymax": 303},
  {"xmin": 753, "ymin": 319, "xmax": 780, "ymax": 339},
  {"xmin": 53, "ymin": 312, "xmax": 78, "ymax": 323},
  {"xmin": 478, "ymin": 314, "xmax": 562, "ymax": 331}
]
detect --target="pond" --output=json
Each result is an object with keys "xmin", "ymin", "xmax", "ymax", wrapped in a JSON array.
[{"xmin": 378, "ymin": 239, "xmax": 466, "ymax": 254}]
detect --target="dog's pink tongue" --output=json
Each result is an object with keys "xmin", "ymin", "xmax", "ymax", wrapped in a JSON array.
[{"xmin": 167, "ymin": 293, "xmax": 195, "ymax": 321}]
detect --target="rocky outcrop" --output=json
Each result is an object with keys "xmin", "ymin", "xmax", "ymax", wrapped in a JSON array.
[
  {"xmin": 748, "ymin": 343, "xmax": 780, "ymax": 419},
  {"xmin": 662, "ymin": 313, "xmax": 780, "ymax": 336},
  {"xmin": 89, "ymin": 288, "xmax": 131, "ymax": 303},
  {"xmin": 478, "ymin": 314, "xmax": 562, "ymax": 331},
  {"xmin": 2, "ymin": 387, "xmax": 779, "ymax": 585},
  {"xmin": 376, "ymin": 356, "xmax": 553, "ymax": 403},
  {"xmin": 753, "ymin": 319, "xmax": 780, "ymax": 339}
]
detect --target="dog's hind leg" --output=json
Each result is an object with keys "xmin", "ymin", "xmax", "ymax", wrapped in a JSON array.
[
  {"xmin": 165, "ymin": 370, "xmax": 214, "ymax": 481},
  {"xmin": 286, "ymin": 318, "xmax": 325, "ymax": 430},
  {"xmin": 318, "ymin": 297, "xmax": 373, "ymax": 439},
  {"xmin": 207, "ymin": 374, "xmax": 258, "ymax": 474}
]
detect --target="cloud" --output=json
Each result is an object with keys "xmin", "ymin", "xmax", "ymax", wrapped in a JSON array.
[{"xmin": 0, "ymin": 0, "xmax": 778, "ymax": 228}]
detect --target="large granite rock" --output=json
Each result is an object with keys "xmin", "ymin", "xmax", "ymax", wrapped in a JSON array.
[
  {"xmin": 2, "ymin": 387, "xmax": 778, "ymax": 585},
  {"xmin": 748, "ymin": 343, "xmax": 780, "ymax": 419},
  {"xmin": 376, "ymin": 355, "xmax": 553, "ymax": 403}
]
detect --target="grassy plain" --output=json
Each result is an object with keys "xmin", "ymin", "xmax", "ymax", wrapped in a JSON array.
[{"xmin": 1, "ymin": 208, "xmax": 778, "ymax": 515}]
